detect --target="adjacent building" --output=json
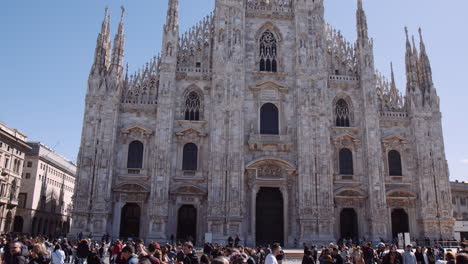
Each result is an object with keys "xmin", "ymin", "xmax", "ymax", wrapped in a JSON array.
[
  {"xmin": 71, "ymin": 0, "xmax": 454, "ymax": 246},
  {"xmin": 452, "ymin": 181, "xmax": 468, "ymax": 241},
  {"xmin": 15, "ymin": 142, "xmax": 76, "ymax": 236},
  {"xmin": 0, "ymin": 122, "xmax": 31, "ymax": 233}
]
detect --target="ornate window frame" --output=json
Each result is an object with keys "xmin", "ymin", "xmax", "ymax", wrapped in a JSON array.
[
  {"xmin": 332, "ymin": 95, "xmax": 354, "ymax": 127},
  {"xmin": 382, "ymin": 135, "xmax": 410, "ymax": 179},
  {"xmin": 255, "ymin": 23, "xmax": 283, "ymax": 73},
  {"xmin": 179, "ymin": 85, "xmax": 205, "ymax": 121},
  {"xmin": 332, "ymin": 133, "xmax": 361, "ymax": 180}
]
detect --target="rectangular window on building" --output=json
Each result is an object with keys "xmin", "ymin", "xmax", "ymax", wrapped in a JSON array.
[
  {"xmin": 18, "ymin": 193, "xmax": 27, "ymax": 208},
  {"xmin": 25, "ymin": 173, "xmax": 31, "ymax": 179},
  {"xmin": 461, "ymin": 198, "xmax": 467, "ymax": 206},
  {"xmin": 4, "ymin": 158, "xmax": 9, "ymax": 169},
  {"xmin": 27, "ymin": 161, "xmax": 32, "ymax": 168}
]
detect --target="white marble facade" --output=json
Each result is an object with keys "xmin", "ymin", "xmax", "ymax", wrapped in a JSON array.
[{"xmin": 70, "ymin": 0, "xmax": 454, "ymax": 246}]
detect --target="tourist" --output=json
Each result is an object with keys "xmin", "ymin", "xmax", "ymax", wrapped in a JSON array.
[
  {"xmin": 230, "ymin": 252, "xmax": 248, "ymax": 264},
  {"xmin": 426, "ymin": 248, "xmax": 436, "ymax": 264},
  {"xmin": 383, "ymin": 251, "xmax": 401, "ymax": 264},
  {"xmin": 376, "ymin": 243, "xmax": 387, "ymax": 264},
  {"xmin": 362, "ymin": 243, "xmax": 374, "ymax": 264},
  {"xmin": 227, "ymin": 237, "xmax": 234, "ymax": 248},
  {"xmin": 414, "ymin": 247, "xmax": 425, "ymax": 264},
  {"xmin": 352, "ymin": 246, "xmax": 364, "ymax": 264},
  {"xmin": 121, "ymin": 246, "xmax": 138, "ymax": 264},
  {"xmin": 402, "ymin": 245, "xmax": 416, "ymax": 264},
  {"xmin": 77, "ymin": 240, "xmax": 90, "ymax": 264},
  {"xmin": 112, "ymin": 241, "xmax": 124, "ymax": 264},
  {"xmin": 445, "ymin": 252, "xmax": 456, "ymax": 264},
  {"xmin": 332, "ymin": 248, "xmax": 344, "ymax": 264},
  {"xmin": 51, "ymin": 245, "xmax": 65, "ymax": 264},
  {"xmin": 87, "ymin": 252, "xmax": 103, "ymax": 264},
  {"xmin": 234, "ymin": 237, "xmax": 240, "ymax": 248},
  {"xmin": 302, "ymin": 249, "xmax": 314, "ymax": 264},
  {"xmin": 6, "ymin": 242, "xmax": 28, "ymax": 264},
  {"xmin": 28, "ymin": 243, "xmax": 51, "ymax": 264},
  {"xmin": 456, "ymin": 253, "xmax": 468, "ymax": 264},
  {"xmin": 265, "ymin": 244, "xmax": 281, "ymax": 264},
  {"xmin": 212, "ymin": 257, "xmax": 229, "ymax": 264},
  {"xmin": 200, "ymin": 254, "xmax": 211, "ymax": 264},
  {"xmin": 340, "ymin": 246, "xmax": 349, "ymax": 264},
  {"xmin": 183, "ymin": 242, "xmax": 199, "ymax": 264}
]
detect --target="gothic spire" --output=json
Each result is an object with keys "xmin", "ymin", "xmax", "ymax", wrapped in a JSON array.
[
  {"xmin": 165, "ymin": 0, "xmax": 179, "ymax": 34},
  {"xmin": 418, "ymin": 28, "xmax": 434, "ymax": 93},
  {"xmin": 390, "ymin": 62, "xmax": 397, "ymax": 91},
  {"xmin": 92, "ymin": 7, "xmax": 111, "ymax": 74},
  {"xmin": 356, "ymin": 0, "xmax": 369, "ymax": 41},
  {"xmin": 111, "ymin": 6, "xmax": 125, "ymax": 76},
  {"xmin": 405, "ymin": 27, "xmax": 419, "ymax": 94}
]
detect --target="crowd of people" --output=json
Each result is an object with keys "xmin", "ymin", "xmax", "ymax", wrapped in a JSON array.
[{"xmin": 0, "ymin": 235, "xmax": 468, "ymax": 264}]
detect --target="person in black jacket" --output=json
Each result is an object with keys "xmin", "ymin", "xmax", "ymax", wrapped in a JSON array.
[
  {"xmin": 302, "ymin": 249, "xmax": 315, "ymax": 264},
  {"xmin": 6, "ymin": 242, "xmax": 28, "ymax": 264},
  {"xmin": 183, "ymin": 242, "xmax": 199, "ymax": 264},
  {"xmin": 28, "ymin": 243, "xmax": 51, "ymax": 264},
  {"xmin": 77, "ymin": 240, "xmax": 90, "ymax": 264}
]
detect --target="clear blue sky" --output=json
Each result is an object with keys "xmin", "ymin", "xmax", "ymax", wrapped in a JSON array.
[{"xmin": 1, "ymin": 0, "xmax": 467, "ymax": 181}]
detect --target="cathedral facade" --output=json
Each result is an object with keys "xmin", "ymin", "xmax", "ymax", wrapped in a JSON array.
[{"xmin": 71, "ymin": 0, "xmax": 454, "ymax": 246}]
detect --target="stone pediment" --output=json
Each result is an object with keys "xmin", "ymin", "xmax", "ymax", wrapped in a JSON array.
[
  {"xmin": 386, "ymin": 189, "xmax": 417, "ymax": 199},
  {"xmin": 121, "ymin": 125, "xmax": 154, "ymax": 136},
  {"xmin": 113, "ymin": 183, "xmax": 150, "ymax": 193},
  {"xmin": 245, "ymin": 157, "xmax": 296, "ymax": 181},
  {"xmin": 382, "ymin": 135, "xmax": 409, "ymax": 144},
  {"xmin": 334, "ymin": 188, "xmax": 367, "ymax": 199},
  {"xmin": 170, "ymin": 185, "xmax": 207, "ymax": 196},
  {"xmin": 175, "ymin": 128, "xmax": 207, "ymax": 137},
  {"xmin": 250, "ymin": 81, "xmax": 288, "ymax": 95},
  {"xmin": 332, "ymin": 133, "xmax": 360, "ymax": 142}
]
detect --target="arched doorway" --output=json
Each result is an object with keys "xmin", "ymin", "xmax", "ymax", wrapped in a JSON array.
[
  {"xmin": 13, "ymin": 216, "xmax": 23, "ymax": 233},
  {"xmin": 177, "ymin": 205, "xmax": 197, "ymax": 243},
  {"xmin": 391, "ymin": 208, "xmax": 409, "ymax": 238},
  {"xmin": 120, "ymin": 203, "xmax": 141, "ymax": 238},
  {"xmin": 256, "ymin": 187, "xmax": 284, "ymax": 246},
  {"xmin": 340, "ymin": 208, "xmax": 359, "ymax": 240}
]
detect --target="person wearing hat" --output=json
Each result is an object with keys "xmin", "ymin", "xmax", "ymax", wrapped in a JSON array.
[
  {"xmin": 376, "ymin": 243, "xmax": 387, "ymax": 264},
  {"xmin": 403, "ymin": 245, "xmax": 417, "ymax": 264}
]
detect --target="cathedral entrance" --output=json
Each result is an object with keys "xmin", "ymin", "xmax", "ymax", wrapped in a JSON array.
[
  {"xmin": 391, "ymin": 208, "xmax": 409, "ymax": 238},
  {"xmin": 256, "ymin": 187, "xmax": 284, "ymax": 246},
  {"xmin": 340, "ymin": 208, "xmax": 359, "ymax": 240},
  {"xmin": 177, "ymin": 205, "xmax": 197, "ymax": 243},
  {"xmin": 120, "ymin": 203, "xmax": 141, "ymax": 238}
]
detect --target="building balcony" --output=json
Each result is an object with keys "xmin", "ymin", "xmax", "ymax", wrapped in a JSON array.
[{"xmin": 248, "ymin": 133, "xmax": 292, "ymax": 153}]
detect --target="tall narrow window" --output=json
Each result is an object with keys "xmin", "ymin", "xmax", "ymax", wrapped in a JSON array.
[
  {"xmin": 182, "ymin": 143, "xmax": 198, "ymax": 171},
  {"xmin": 388, "ymin": 150, "xmax": 403, "ymax": 176},
  {"xmin": 184, "ymin": 92, "xmax": 201, "ymax": 121},
  {"xmin": 335, "ymin": 99, "xmax": 351, "ymax": 127},
  {"xmin": 260, "ymin": 103, "xmax": 279, "ymax": 135},
  {"xmin": 259, "ymin": 30, "xmax": 277, "ymax": 73},
  {"xmin": 127, "ymin": 141, "xmax": 144, "ymax": 169},
  {"xmin": 339, "ymin": 148, "xmax": 354, "ymax": 175}
]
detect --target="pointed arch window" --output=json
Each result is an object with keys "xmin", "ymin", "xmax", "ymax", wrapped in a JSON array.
[
  {"xmin": 388, "ymin": 150, "xmax": 403, "ymax": 176},
  {"xmin": 184, "ymin": 92, "xmax": 201, "ymax": 121},
  {"xmin": 335, "ymin": 99, "xmax": 351, "ymax": 127},
  {"xmin": 259, "ymin": 30, "xmax": 278, "ymax": 72},
  {"xmin": 260, "ymin": 103, "xmax": 279, "ymax": 135},
  {"xmin": 127, "ymin": 141, "xmax": 144, "ymax": 169},
  {"xmin": 182, "ymin": 143, "xmax": 198, "ymax": 171},
  {"xmin": 339, "ymin": 148, "xmax": 354, "ymax": 175}
]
